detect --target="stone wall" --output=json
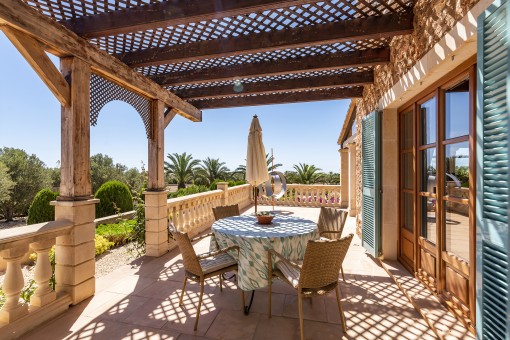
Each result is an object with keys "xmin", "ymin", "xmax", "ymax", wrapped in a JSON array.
[{"xmin": 353, "ymin": 0, "xmax": 478, "ymax": 235}]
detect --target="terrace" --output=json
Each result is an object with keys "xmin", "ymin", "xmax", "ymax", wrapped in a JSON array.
[
  {"xmin": 19, "ymin": 206, "xmax": 447, "ymax": 340},
  {"xmin": 0, "ymin": 0, "xmax": 508, "ymax": 339}
]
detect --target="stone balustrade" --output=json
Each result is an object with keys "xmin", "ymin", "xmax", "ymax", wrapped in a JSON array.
[
  {"xmin": 167, "ymin": 189, "xmax": 224, "ymax": 236},
  {"xmin": 167, "ymin": 183, "xmax": 253, "ymax": 242},
  {"xmin": 258, "ymin": 184, "xmax": 342, "ymax": 207},
  {"xmin": 0, "ymin": 220, "xmax": 74, "ymax": 336},
  {"xmin": 227, "ymin": 184, "xmax": 252, "ymax": 210}
]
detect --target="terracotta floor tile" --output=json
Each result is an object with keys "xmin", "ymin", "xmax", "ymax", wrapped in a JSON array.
[
  {"xmin": 205, "ymin": 309, "xmax": 261, "ymax": 340},
  {"xmin": 282, "ymin": 294, "xmax": 328, "ymax": 322},
  {"xmin": 253, "ymin": 315, "xmax": 300, "ymax": 340},
  {"xmin": 105, "ymin": 275, "xmax": 157, "ymax": 295}
]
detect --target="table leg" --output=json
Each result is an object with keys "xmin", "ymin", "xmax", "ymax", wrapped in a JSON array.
[{"xmin": 243, "ymin": 290, "xmax": 255, "ymax": 315}]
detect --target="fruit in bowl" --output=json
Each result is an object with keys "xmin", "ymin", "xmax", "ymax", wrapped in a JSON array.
[{"xmin": 255, "ymin": 211, "xmax": 274, "ymax": 225}]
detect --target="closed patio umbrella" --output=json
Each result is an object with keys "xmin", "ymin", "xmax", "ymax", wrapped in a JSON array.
[{"xmin": 245, "ymin": 115, "xmax": 269, "ymax": 213}]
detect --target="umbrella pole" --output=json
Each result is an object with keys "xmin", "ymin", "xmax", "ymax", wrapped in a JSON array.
[{"xmin": 254, "ymin": 189, "xmax": 258, "ymax": 213}]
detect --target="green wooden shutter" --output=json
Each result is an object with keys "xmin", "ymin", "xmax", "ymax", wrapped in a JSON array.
[
  {"xmin": 476, "ymin": 1, "xmax": 510, "ymax": 338},
  {"xmin": 361, "ymin": 111, "xmax": 381, "ymax": 257}
]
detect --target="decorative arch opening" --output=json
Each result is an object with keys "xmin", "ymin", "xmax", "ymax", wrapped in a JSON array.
[{"xmin": 90, "ymin": 74, "xmax": 152, "ymax": 138}]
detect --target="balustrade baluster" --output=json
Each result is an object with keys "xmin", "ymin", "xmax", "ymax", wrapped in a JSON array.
[
  {"xmin": 0, "ymin": 245, "xmax": 29, "ymax": 323},
  {"xmin": 30, "ymin": 239, "xmax": 57, "ymax": 307},
  {"xmin": 178, "ymin": 205, "xmax": 184, "ymax": 231}
]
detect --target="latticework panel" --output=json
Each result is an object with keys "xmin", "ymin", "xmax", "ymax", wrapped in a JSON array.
[
  {"xmin": 25, "ymin": 1, "xmax": 412, "ymax": 56},
  {"xmin": 139, "ymin": 39, "xmax": 387, "ymax": 77},
  {"xmin": 90, "ymin": 74, "xmax": 152, "ymax": 138},
  {"xmin": 166, "ymin": 67, "xmax": 372, "ymax": 92}
]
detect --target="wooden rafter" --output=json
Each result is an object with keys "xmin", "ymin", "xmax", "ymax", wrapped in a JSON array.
[
  {"xmin": 0, "ymin": 0, "xmax": 201, "ymax": 122},
  {"xmin": 64, "ymin": 0, "xmax": 313, "ymax": 39},
  {"xmin": 2, "ymin": 26, "xmax": 71, "ymax": 107},
  {"xmin": 120, "ymin": 12, "xmax": 413, "ymax": 67},
  {"xmin": 188, "ymin": 87, "xmax": 364, "ymax": 110},
  {"xmin": 176, "ymin": 71, "xmax": 374, "ymax": 100},
  {"xmin": 153, "ymin": 48, "xmax": 390, "ymax": 87}
]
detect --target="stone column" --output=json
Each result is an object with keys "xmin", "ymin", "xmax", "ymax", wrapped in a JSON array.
[
  {"xmin": 347, "ymin": 141, "xmax": 357, "ymax": 217},
  {"xmin": 145, "ymin": 99, "xmax": 169, "ymax": 257},
  {"xmin": 216, "ymin": 182, "xmax": 229, "ymax": 206},
  {"xmin": 339, "ymin": 148, "xmax": 349, "ymax": 208},
  {"xmin": 54, "ymin": 57, "xmax": 97, "ymax": 305}
]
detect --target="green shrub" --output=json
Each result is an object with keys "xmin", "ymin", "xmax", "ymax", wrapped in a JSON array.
[
  {"xmin": 95, "ymin": 234, "xmax": 114, "ymax": 256},
  {"xmin": 168, "ymin": 185, "xmax": 209, "ymax": 198},
  {"xmin": 209, "ymin": 179, "xmax": 225, "ymax": 190},
  {"xmin": 228, "ymin": 180, "xmax": 246, "ymax": 187},
  {"xmin": 95, "ymin": 181, "xmax": 133, "ymax": 218},
  {"xmin": 27, "ymin": 189, "xmax": 58, "ymax": 225},
  {"xmin": 96, "ymin": 219, "xmax": 135, "ymax": 246}
]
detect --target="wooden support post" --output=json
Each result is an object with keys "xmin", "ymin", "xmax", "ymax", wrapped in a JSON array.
[
  {"xmin": 59, "ymin": 57, "xmax": 92, "ymax": 200},
  {"xmin": 54, "ymin": 57, "xmax": 97, "ymax": 304},
  {"xmin": 145, "ymin": 99, "xmax": 169, "ymax": 257}
]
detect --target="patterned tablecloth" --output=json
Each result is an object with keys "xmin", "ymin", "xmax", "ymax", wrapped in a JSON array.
[{"xmin": 211, "ymin": 214, "xmax": 318, "ymax": 291}]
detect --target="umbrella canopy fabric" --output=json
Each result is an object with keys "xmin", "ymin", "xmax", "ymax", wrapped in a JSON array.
[{"xmin": 246, "ymin": 115, "xmax": 269, "ymax": 187}]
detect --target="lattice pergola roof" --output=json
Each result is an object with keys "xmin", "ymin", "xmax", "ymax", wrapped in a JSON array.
[{"xmin": 22, "ymin": 0, "xmax": 415, "ymax": 109}]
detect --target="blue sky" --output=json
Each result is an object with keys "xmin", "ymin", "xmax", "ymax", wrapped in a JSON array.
[{"xmin": 0, "ymin": 33, "xmax": 349, "ymax": 173}]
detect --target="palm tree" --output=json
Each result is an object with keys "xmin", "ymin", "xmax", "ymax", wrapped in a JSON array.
[
  {"xmin": 164, "ymin": 152, "xmax": 200, "ymax": 189},
  {"xmin": 234, "ymin": 153, "xmax": 283, "ymax": 179},
  {"xmin": 293, "ymin": 163, "xmax": 322, "ymax": 184},
  {"xmin": 197, "ymin": 157, "xmax": 230, "ymax": 185}
]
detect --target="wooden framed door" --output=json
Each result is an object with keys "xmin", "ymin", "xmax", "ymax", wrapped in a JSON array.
[
  {"xmin": 398, "ymin": 106, "xmax": 416, "ymax": 270},
  {"xmin": 398, "ymin": 62, "xmax": 477, "ymax": 327}
]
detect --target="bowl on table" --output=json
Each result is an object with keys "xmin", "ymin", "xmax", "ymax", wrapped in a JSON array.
[{"xmin": 255, "ymin": 212, "xmax": 274, "ymax": 225}]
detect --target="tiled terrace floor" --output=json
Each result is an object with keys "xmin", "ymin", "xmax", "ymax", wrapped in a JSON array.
[{"xmin": 24, "ymin": 206, "xmax": 442, "ymax": 339}]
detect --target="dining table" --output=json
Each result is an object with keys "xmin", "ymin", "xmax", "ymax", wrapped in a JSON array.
[{"xmin": 210, "ymin": 213, "xmax": 318, "ymax": 313}]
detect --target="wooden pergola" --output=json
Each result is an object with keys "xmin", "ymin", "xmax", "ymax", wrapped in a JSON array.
[{"xmin": 0, "ymin": 0, "xmax": 415, "ymax": 319}]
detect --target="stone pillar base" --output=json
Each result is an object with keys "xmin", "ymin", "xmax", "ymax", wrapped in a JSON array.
[
  {"xmin": 53, "ymin": 199, "xmax": 98, "ymax": 305},
  {"xmin": 144, "ymin": 191, "xmax": 169, "ymax": 257},
  {"xmin": 0, "ymin": 304, "xmax": 28, "ymax": 324}
]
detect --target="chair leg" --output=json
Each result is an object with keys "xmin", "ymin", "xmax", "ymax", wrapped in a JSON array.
[
  {"xmin": 341, "ymin": 265, "xmax": 346, "ymax": 282},
  {"xmin": 194, "ymin": 278, "xmax": 205, "ymax": 331},
  {"xmin": 298, "ymin": 291, "xmax": 304, "ymax": 340},
  {"xmin": 335, "ymin": 285, "xmax": 347, "ymax": 333},
  {"xmin": 268, "ymin": 276, "xmax": 272, "ymax": 317},
  {"xmin": 241, "ymin": 288, "xmax": 245, "ymax": 310},
  {"xmin": 179, "ymin": 276, "xmax": 188, "ymax": 305},
  {"xmin": 219, "ymin": 273, "xmax": 223, "ymax": 292}
]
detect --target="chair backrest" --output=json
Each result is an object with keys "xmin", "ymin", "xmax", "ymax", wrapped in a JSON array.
[
  {"xmin": 317, "ymin": 207, "xmax": 348, "ymax": 239},
  {"xmin": 212, "ymin": 204, "xmax": 240, "ymax": 221},
  {"xmin": 172, "ymin": 230, "xmax": 203, "ymax": 277},
  {"xmin": 299, "ymin": 234, "xmax": 354, "ymax": 288}
]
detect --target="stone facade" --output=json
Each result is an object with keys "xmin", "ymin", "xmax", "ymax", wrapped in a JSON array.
[{"xmin": 353, "ymin": 0, "xmax": 478, "ymax": 235}]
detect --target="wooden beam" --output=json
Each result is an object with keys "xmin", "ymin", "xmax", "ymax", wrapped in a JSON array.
[
  {"xmin": 64, "ymin": 0, "xmax": 313, "ymax": 39},
  {"xmin": 148, "ymin": 100, "xmax": 165, "ymax": 189},
  {"xmin": 121, "ymin": 12, "xmax": 413, "ymax": 67},
  {"xmin": 176, "ymin": 71, "xmax": 373, "ymax": 100},
  {"xmin": 188, "ymin": 87, "xmax": 364, "ymax": 110},
  {"xmin": 1, "ymin": 26, "xmax": 71, "ymax": 107},
  {"xmin": 0, "ymin": 0, "xmax": 201, "ymax": 122},
  {"xmin": 154, "ymin": 48, "xmax": 389, "ymax": 87},
  {"xmin": 164, "ymin": 108, "xmax": 178, "ymax": 128}
]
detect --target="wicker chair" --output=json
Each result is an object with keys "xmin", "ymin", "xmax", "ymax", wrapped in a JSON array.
[
  {"xmin": 268, "ymin": 234, "xmax": 354, "ymax": 340},
  {"xmin": 171, "ymin": 229, "xmax": 242, "ymax": 330},
  {"xmin": 212, "ymin": 204, "xmax": 240, "ymax": 221},
  {"xmin": 317, "ymin": 207, "xmax": 349, "ymax": 281}
]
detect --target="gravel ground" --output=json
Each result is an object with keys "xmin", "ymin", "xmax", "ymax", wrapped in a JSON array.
[{"xmin": 0, "ymin": 217, "xmax": 27, "ymax": 230}]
